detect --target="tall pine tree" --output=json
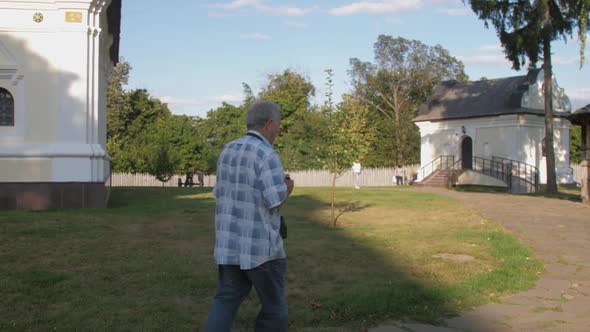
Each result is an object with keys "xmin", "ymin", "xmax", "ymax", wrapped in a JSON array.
[{"xmin": 466, "ymin": 0, "xmax": 589, "ymax": 193}]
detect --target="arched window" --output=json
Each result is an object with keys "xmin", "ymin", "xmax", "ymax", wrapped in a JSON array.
[{"xmin": 0, "ymin": 87, "xmax": 14, "ymax": 126}]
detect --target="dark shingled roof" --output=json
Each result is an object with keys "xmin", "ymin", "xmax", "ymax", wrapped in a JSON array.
[
  {"xmin": 568, "ymin": 104, "xmax": 590, "ymax": 125},
  {"xmin": 107, "ymin": 0, "xmax": 121, "ymax": 64},
  {"xmin": 414, "ymin": 69, "xmax": 569, "ymax": 122}
]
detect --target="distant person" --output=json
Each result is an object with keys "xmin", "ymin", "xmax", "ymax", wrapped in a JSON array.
[
  {"xmin": 203, "ymin": 100, "xmax": 294, "ymax": 332},
  {"xmin": 352, "ymin": 161, "xmax": 362, "ymax": 189},
  {"xmin": 177, "ymin": 178, "xmax": 183, "ymax": 187},
  {"xmin": 196, "ymin": 170, "xmax": 204, "ymax": 187},
  {"xmin": 184, "ymin": 168, "xmax": 194, "ymax": 187},
  {"xmin": 395, "ymin": 167, "xmax": 404, "ymax": 185}
]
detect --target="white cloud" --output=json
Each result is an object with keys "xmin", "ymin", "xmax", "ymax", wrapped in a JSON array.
[
  {"xmin": 240, "ymin": 33, "xmax": 271, "ymax": 40},
  {"xmin": 215, "ymin": 0, "xmax": 259, "ymax": 10},
  {"xmin": 207, "ymin": 11, "xmax": 239, "ymax": 18},
  {"xmin": 565, "ymin": 88, "xmax": 590, "ymax": 111},
  {"xmin": 553, "ymin": 52, "xmax": 590, "ymax": 66},
  {"xmin": 156, "ymin": 93, "xmax": 244, "ymax": 117},
  {"xmin": 285, "ymin": 20, "xmax": 308, "ymax": 28},
  {"xmin": 553, "ymin": 56, "xmax": 578, "ymax": 66},
  {"xmin": 567, "ymin": 88, "xmax": 590, "ymax": 101},
  {"xmin": 437, "ymin": 7, "xmax": 469, "ymax": 16},
  {"xmin": 328, "ymin": 0, "xmax": 422, "ymax": 16},
  {"xmin": 210, "ymin": 0, "xmax": 315, "ymax": 16},
  {"xmin": 457, "ymin": 54, "xmax": 508, "ymax": 65},
  {"xmin": 158, "ymin": 93, "xmax": 244, "ymax": 106},
  {"xmin": 477, "ymin": 44, "xmax": 503, "ymax": 52}
]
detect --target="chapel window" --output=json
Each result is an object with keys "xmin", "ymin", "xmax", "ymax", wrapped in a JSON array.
[{"xmin": 0, "ymin": 88, "xmax": 14, "ymax": 126}]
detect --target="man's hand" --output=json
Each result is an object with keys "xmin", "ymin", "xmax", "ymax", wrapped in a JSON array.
[{"xmin": 285, "ymin": 174, "xmax": 294, "ymax": 195}]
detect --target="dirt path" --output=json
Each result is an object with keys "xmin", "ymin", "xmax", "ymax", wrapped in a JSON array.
[{"xmin": 371, "ymin": 188, "xmax": 590, "ymax": 332}]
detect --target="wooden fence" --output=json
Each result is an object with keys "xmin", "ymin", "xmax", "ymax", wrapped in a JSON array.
[
  {"xmin": 110, "ymin": 163, "xmax": 583, "ymax": 188},
  {"xmin": 572, "ymin": 163, "xmax": 583, "ymax": 184},
  {"xmin": 110, "ymin": 173, "xmax": 214, "ymax": 187},
  {"xmin": 110, "ymin": 165, "xmax": 420, "ymax": 188}
]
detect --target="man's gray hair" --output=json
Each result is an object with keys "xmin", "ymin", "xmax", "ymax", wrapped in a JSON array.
[{"xmin": 246, "ymin": 100, "xmax": 281, "ymax": 130}]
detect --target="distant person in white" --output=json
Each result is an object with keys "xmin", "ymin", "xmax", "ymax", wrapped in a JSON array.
[{"xmin": 352, "ymin": 161, "xmax": 361, "ymax": 189}]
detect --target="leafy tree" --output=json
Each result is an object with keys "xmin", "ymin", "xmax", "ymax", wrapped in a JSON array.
[
  {"xmin": 147, "ymin": 145, "xmax": 179, "ymax": 186},
  {"xmin": 106, "ymin": 61, "xmax": 219, "ymax": 175},
  {"xmin": 258, "ymin": 69, "xmax": 316, "ymax": 134},
  {"xmin": 278, "ymin": 106, "xmax": 326, "ymax": 170},
  {"xmin": 571, "ymin": 125, "xmax": 583, "ymax": 163},
  {"xmin": 107, "ymin": 60, "xmax": 132, "ymax": 140},
  {"xmin": 202, "ymin": 103, "xmax": 247, "ymax": 171},
  {"xmin": 349, "ymin": 35, "xmax": 468, "ymax": 167},
  {"xmin": 108, "ymin": 89, "xmax": 174, "ymax": 173},
  {"xmin": 256, "ymin": 69, "xmax": 319, "ymax": 170},
  {"xmin": 242, "ymin": 82, "xmax": 256, "ymax": 106},
  {"xmin": 318, "ymin": 69, "xmax": 374, "ymax": 225},
  {"xmin": 465, "ymin": 0, "xmax": 589, "ymax": 193}
]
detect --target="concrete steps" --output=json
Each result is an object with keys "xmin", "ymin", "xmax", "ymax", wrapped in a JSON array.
[{"xmin": 417, "ymin": 170, "xmax": 453, "ymax": 188}]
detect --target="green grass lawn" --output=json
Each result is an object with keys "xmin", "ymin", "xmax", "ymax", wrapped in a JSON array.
[{"xmin": 0, "ymin": 187, "xmax": 543, "ymax": 331}]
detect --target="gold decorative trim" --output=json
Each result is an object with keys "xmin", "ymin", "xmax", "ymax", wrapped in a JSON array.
[
  {"xmin": 33, "ymin": 12, "xmax": 44, "ymax": 23},
  {"xmin": 65, "ymin": 12, "xmax": 82, "ymax": 23}
]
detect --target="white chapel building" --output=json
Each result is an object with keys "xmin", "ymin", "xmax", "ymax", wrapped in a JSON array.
[
  {"xmin": 414, "ymin": 69, "xmax": 573, "ymax": 193},
  {"xmin": 0, "ymin": 0, "xmax": 121, "ymax": 209}
]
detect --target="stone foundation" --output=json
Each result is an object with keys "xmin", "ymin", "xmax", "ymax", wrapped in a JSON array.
[{"xmin": 0, "ymin": 182, "xmax": 108, "ymax": 210}]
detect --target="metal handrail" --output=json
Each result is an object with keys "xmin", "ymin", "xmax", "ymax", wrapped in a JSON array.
[
  {"xmin": 417, "ymin": 155, "xmax": 455, "ymax": 181},
  {"xmin": 419, "ymin": 155, "xmax": 541, "ymax": 193},
  {"xmin": 473, "ymin": 156, "xmax": 512, "ymax": 184},
  {"xmin": 451, "ymin": 157, "xmax": 512, "ymax": 190},
  {"xmin": 491, "ymin": 156, "xmax": 539, "ymax": 193}
]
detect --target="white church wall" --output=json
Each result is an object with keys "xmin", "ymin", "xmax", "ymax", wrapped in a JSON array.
[
  {"xmin": 417, "ymin": 70, "xmax": 574, "ymax": 185},
  {"xmin": 417, "ymin": 114, "xmax": 572, "ymax": 184},
  {"xmin": 418, "ymin": 115, "xmax": 522, "ymax": 167},
  {"xmin": 0, "ymin": 33, "xmax": 59, "ymax": 143},
  {"xmin": 554, "ymin": 119, "xmax": 573, "ymax": 183},
  {"xmin": 515, "ymin": 115, "xmax": 544, "ymax": 168},
  {"xmin": 0, "ymin": 158, "xmax": 51, "ymax": 182},
  {"xmin": 0, "ymin": 0, "xmax": 113, "ymax": 184},
  {"xmin": 474, "ymin": 126, "xmax": 512, "ymax": 160}
]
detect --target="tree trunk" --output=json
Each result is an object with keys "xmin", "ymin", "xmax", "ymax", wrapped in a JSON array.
[
  {"xmin": 331, "ymin": 172, "xmax": 337, "ymax": 226},
  {"xmin": 393, "ymin": 89, "xmax": 403, "ymax": 167},
  {"xmin": 543, "ymin": 36, "xmax": 558, "ymax": 193}
]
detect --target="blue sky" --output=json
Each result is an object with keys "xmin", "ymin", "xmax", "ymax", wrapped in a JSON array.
[{"xmin": 120, "ymin": 0, "xmax": 590, "ymax": 118}]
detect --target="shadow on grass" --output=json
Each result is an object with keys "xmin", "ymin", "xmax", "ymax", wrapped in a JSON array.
[
  {"xmin": 452, "ymin": 184, "xmax": 583, "ymax": 203},
  {"xmin": 281, "ymin": 194, "xmax": 454, "ymax": 327},
  {"xmin": 451, "ymin": 185, "xmax": 507, "ymax": 194},
  {"xmin": 269, "ymin": 189, "xmax": 513, "ymax": 331},
  {"xmin": 530, "ymin": 184, "xmax": 582, "ymax": 202},
  {"xmin": 0, "ymin": 187, "xmax": 532, "ymax": 331}
]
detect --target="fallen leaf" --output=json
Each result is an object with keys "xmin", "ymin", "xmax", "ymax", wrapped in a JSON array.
[{"xmin": 310, "ymin": 300, "xmax": 322, "ymax": 310}]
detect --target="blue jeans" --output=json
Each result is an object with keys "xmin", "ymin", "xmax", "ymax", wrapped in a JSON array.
[{"xmin": 204, "ymin": 259, "xmax": 288, "ymax": 332}]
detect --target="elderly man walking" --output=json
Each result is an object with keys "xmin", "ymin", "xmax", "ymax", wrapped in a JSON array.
[{"xmin": 203, "ymin": 101, "xmax": 294, "ymax": 332}]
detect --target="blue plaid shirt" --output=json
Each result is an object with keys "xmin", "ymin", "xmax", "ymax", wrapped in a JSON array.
[{"xmin": 213, "ymin": 130, "xmax": 288, "ymax": 269}]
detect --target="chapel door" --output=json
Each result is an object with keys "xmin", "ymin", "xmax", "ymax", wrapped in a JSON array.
[{"xmin": 461, "ymin": 136, "xmax": 473, "ymax": 169}]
